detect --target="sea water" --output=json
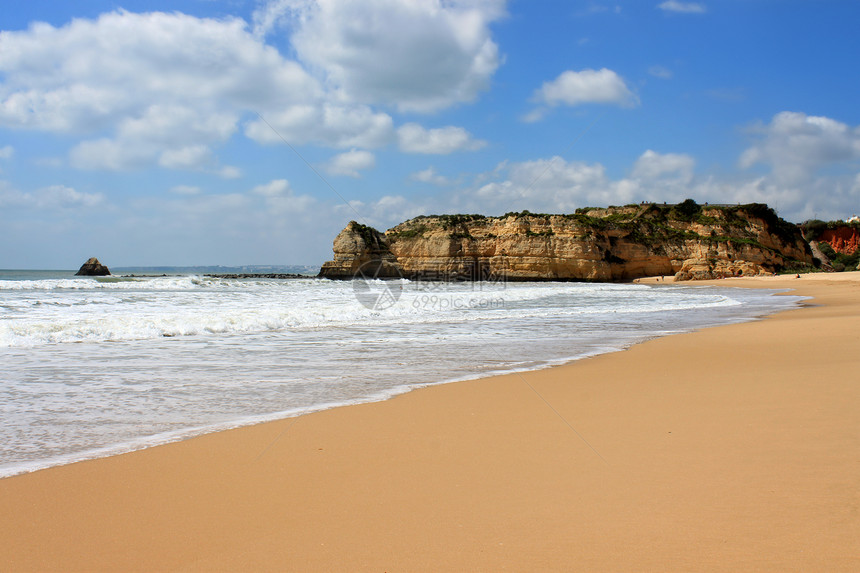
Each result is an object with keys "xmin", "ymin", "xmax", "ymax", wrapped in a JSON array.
[{"xmin": 0, "ymin": 270, "xmax": 803, "ymax": 477}]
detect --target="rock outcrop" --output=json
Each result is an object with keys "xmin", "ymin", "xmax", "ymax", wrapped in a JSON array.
[
  {"xmin": 75, "ymin": 257, "xmax": 111, "ymax": 276},
  {"xmin": 320, "ymin": 202, "xmax": 814, "ymax": 282},
  {"xmin": 804, "ymin": 222, "xmax": 860, "ymax": 271},
  {"xmin": 817, "ymin": 227, "xmax": 860, "ymax": 255},
  {"xmin": 319, "ymin": 222, "xmax": 402, "ymax": 279}
]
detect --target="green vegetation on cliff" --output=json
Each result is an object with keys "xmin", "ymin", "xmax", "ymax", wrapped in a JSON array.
[
  {"xmin": 347, "ymin": 221, "xmax": 390, "ymax": 252},
  {"xmin": 386, "ymin": 201, "xmax": 806, "ymax": 257},
  {"xmin": 801, "ymin": 219, "xmax": 860, "ymax": 241}
]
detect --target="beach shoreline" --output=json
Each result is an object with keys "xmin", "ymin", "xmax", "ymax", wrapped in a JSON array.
[{"xmin": 2, "ymin": 272, "xmax": 859, "ymax": 571}]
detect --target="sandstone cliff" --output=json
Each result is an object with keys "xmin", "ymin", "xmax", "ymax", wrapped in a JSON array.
[
  {"xmin": 320, "ymin": 201, "xmax": 814, "ymax": 281},
  {"xmin": 817, "ymin": 227, "xmax": 860, "ymax": 255},
  {"xmin": 803, "ymin": 221, "xmax": 860, "ymax": 272}
]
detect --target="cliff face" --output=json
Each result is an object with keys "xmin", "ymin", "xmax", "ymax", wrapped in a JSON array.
[
  {"xmin": 818, "ymin": 227, "xmax": 860, "ymax": 255},
  {"xmin": 320, "ymin": 202, "xmax": 814, "ymax": 281}
]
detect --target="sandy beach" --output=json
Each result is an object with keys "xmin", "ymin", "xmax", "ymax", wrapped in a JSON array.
[{"xmin": 1, "ymin": 273, "xmax": 859, "ymax": 572}]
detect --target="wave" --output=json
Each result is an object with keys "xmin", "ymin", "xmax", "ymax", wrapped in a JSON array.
[
  {"xmin": 0, "ymin": 280, "xmax": 743, "ymax": 347},
  {"xmin": 0, "ymin": 275, "xmax": 262, "ymax": 291}
]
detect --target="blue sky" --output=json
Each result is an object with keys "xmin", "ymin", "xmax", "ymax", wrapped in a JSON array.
[{"xmin": 2, "ymin": 0, "xmax": 860, "ymax": 268}]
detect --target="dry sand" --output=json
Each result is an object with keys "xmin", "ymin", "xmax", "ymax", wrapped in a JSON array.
[{"xmin": 2, "ymin": 273, "xmax": 859, "ymax": 572}]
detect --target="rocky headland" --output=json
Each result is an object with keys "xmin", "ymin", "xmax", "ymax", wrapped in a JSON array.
[{"xmin": 320, "ymin": 201, "xmax": 815, "ymax": 282}]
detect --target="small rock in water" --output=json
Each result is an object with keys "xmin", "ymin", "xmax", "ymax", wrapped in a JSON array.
[{"xmin": 75, "ymin": 257, "xmax": 111, "ymax": 276}]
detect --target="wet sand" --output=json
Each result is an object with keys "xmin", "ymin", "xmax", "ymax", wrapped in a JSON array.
[{"xmin": 2, "ymin": 273, "xmax": 859, "ymax": 571}]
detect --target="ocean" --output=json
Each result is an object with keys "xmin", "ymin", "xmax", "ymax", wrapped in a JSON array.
[{"xmin": 0, "ymin": 269, "xmax": 803, "ymax": 478}]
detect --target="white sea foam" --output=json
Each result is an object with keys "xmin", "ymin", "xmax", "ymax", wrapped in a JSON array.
[
  {"xmin": 0, "ymin": 272, "xmax": 804, "ymax": 478},
  {"xmin": 0, "ymin": 278, "xmax": 742, "ymax": 347}
]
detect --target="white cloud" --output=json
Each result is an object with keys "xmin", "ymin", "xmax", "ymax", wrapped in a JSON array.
[
  {"xmin": 0, "ymin": 11, "xmax": 317, "ymax": 131},
  {"xmin": 0, "ymin": 6, "xmax": 505, "ymax": 183},
  {"xmin": 648, "ymin": 65, "xmax": 673, "ymax": 80},
  {"xmin": 520, "ymin": 108, "xmax": 547, "ymax": 124},
  {"xmin": 632, "ymin": 150, "xmax": 695, "ymax": 183},
  {"xmin": 69, "ymin": 138, "xmax": 155, "ymax": 171},
  {"xmin": 739, "ymin": 111, "xmax": 860, "ymax": 186},
  {"xmin": 397, "ymin": 123, "xmax": 486, "ymax": 154},
  {"xmin": 116, "ymin": 105, "xmax": 239, "ymax": 147},
  {"xmin": 70, "ymin": 137, "xmax": 242, "ymax": 178},
  {"xmin": 441, "ymin": 151, "xmax": 776, "ymax": 218},
  {"xmin": 0, "ymin": 182, "xmax": 104, "ymax": 209},
  {"xmin": 35, "ymin": 185, "xmax": 104, "ymax": 209},
  {"xmin": 324, "ymin": 149, "xmax": 376, "ymax": 178},
  {"xmin": 251, "ymin": 178, "xmax": 316, "ymax": 213},
  {"xmin": 170, "ymin": 185, "xmax": 202, "ymax": 195},
  {"xmin": 245, "ymin": 104, "xmax": 395, "ymax": 149},
  {"xmin": 0, "ymin": 145, "xmax": 13, "ymax": 159},
  {"xmin": 252, "ymin": 179, "xmax": 292, "ymax": 197},
  {"xmin": 334, "ymin": 194, "xmax": 427, "ymax": 229},
  {"xmin": 532, "ymin": 68, "xmax": 638, "ymax": 110},
  {"xmin": 658, "ymin": 1, "xmax": 706, "ymax": 14},
  {"xmin": 445, "ymin": 137, "xmax": 858, "ymax": 223},
  {"xmin": 693, "ymin": 176, "xmax": 805, "ymax": 213},
  {"xmin": 218, "ymin": 166, "xmax": 242, "ymax": 179},
  {"xmin": 471, "ymin": 157, "xmax": 621, "ymax": 212},
  {"xmin": 265, "ymin": 191, "xmax": 317, "ymax": 215},
  {"xmin": 253, "ymin": 0, "xmax": 505, "ymax": 113},
  {"xmin": 411, "ymin": 166, "xmax": 450, "ymax": 186},
  {"xmin": 155, "ymin": 145, "xmax": 241, "ymax": 178},
  {"xmin": 158, "ymin": 145, "xmax": 214, "ymax": 170},
  {"xmin": 0, "ymin": 10, "xmax": 406, "ymax": 170}
]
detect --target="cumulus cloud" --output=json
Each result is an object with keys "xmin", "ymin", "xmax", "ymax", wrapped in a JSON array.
[
  {"xmin": 529, "ymin": 69, "xmax": 638, "ymax": 119},
  {"xmin": 632, "ymin": 150, "xmax": 695, "ymax": 183},
  {"xmin": 218, "ymin": 166, "xmax": 242, "ymax": 179},
  {"xmin": 253, "ymin": 0, "xmax": 505, "ymax": 113},
  {"xmin": 324, "ymin": 149, "xmax": 376, "ymax": 178},
  {"xmin": 334, "ymin": 194, "xmax": 428, "ymax": 229},
  {"xmin": 246, "ymin": 104, "xmax": 394, "ymax": 149},
  {"xmin": 0, "ymin": 182, "xmax": 104, "ymax": 209},
  {"xmin": 252, "ymin": 179, "xmax": 293, "ymax": 197},
  {"xmin": 0, "ymin": 10, "xmax": 408, "ymax": 171},
  {"xmin": 0, "ymin": 11, "xmax": 317, "ymax": 129},
  {"xmin": 69, "ymin": 138, "xmax": 155, "ymax": 171},
  {"xmin": 448, "ymin": 137, "xmax": 858, "ymax": 223},
  {"xmin": 251, "ymin": 178, "xmax": 316, "ymax": 213},
  {"xmin": 471, "ymin": 157, "xmax": 622, "ymax": 212},
  {"xmin": 0, "ymin": 7, "xmax": 502, "ymax": 182},
  {"xmin": 156, "ymin": 145, "xmax": 241, "ymax": 178},
  {"xmin": 158, "ymin": 145, "xmax": 215, "ymax": 170},
  {"xmin": 739, "ymin": 111, "xmax": 860, "ymax": 185},
  {"xmin": 444, "ymin": 151, "xmax": 789, "ymax": 218},
  {"xmin": 397, "ymin": 123, "xmax": 486, "ymax": 154},
  {"xmin": 411, "ymin": 166, "xmax": 451, "ymax": 186},
  {"xmin": 658, "ymin": 1, "xmax": 706, "ymax": 14},
  {"xmin": 70, "ymin": 136, "xmax": 242, "ymax": 177}
]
